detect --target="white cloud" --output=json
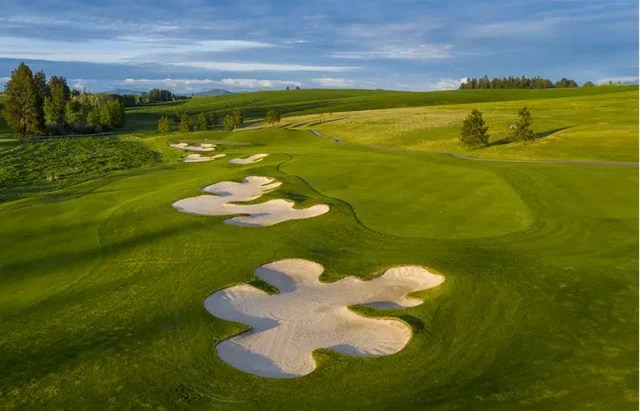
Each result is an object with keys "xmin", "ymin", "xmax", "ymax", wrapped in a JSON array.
[
  {"xmin": 333, "ymin": 45, "xmax": 453, "ymax": 60},
  {"xmin": 311, "ymin": 78, "xmax": 354, "ymax": 87},
  {"xmin": 72, "ymin": 79, "xmax": 87, "ymax": 90},
  {"xmin": 596, "ymin": 76, "xmax": 639, "ymax": 85},
  {"xmin": 429, "ymin": 77, "xmax": 468, "ymax": 90},
  {"xmin": 169, "ymin": 62, "xmax": 360, "ymax": 72},
  {"xmin": 123, "ymin": 78, "xmax": 301, "ymax": 90}
]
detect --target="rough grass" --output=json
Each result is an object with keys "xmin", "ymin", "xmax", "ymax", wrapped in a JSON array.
[
  {"xmin": 0, "ymin": 128, "xmax": 636, "ymax": 410},
  {"xmin": 280, "ymin": 89, "xmax": 638, "ymax": 162},
  {"xmin": 0, "ymin": 135, "xmax": 183, "ymax": 202},
  {"xmin": 125, "ymin": 86, "xmax": 636, "ymax": 132}
]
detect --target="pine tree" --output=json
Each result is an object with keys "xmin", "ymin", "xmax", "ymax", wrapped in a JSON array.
[
  {"xmin": 179, "ymin": 113, "xmax": 192, "ymax": 133},
  {"xmin": 158, "ymin": 116, "xmax": 170, "ymax": 134},
  {"xmin": 198, "ymin": 112, "xmax": 210, "ymax": 131},
  {"xmin": 3, "ymin": 62, "xmax": 42, "ymax": 136},
  {"xmin": 512, "ymin": 106, "xmax": 535, "ymax": 144},
  {"xmin": 459, "ymin": 109, "xmax": 490, "ymax": 148},
  {"xmin": 46, "ymin": 76, "xmax": 70, "ymax": 124},
  {"xmin": 87, "ymin": 106, "xmax": 101, "ymax": 127},
  {"xmin": 208, "ymin": 112, "xmax": 219, "ymax": 127},
  {"xmin": 230, "ymin": 109, "xmax": 243, "ymax": 130},
  {"xmin": 100, "ymin": 104, "xmax": 114, "ymax": 129},
  {"xmin": 109, "ymin": 100, "xmax": 124, "ymax": 128}
]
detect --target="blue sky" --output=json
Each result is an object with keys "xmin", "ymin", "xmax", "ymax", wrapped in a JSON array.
[{"xmin": 0, "ymin": 0, "xmax": 637, "ymax": 93}]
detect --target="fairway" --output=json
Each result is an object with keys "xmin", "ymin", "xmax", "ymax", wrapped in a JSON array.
[{"xmin": 0, "ymin": 128, "xmax": 636, "ymax": 410}]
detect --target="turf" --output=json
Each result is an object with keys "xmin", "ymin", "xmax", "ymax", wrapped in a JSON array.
[
  {"xmin": 281, "ymin": 88, "xmax": 639, "ymax": 162},
  {"xmin": 0, "ymin": 128, "xmax": 637, "ymax": 410},
  {"xmin": 125, "ymin": 86, "xmax": 636, "ymax": 132}
]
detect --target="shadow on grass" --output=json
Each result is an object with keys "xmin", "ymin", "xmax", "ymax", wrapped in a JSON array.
[{"xmin": 488, "ymin": 127, "xmax": 570, "ymax": 147}]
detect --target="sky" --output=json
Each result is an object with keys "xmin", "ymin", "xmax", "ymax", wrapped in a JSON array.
[{"xmin": 0, "ymin": 0, "xmax": 637, "ymax": 93}]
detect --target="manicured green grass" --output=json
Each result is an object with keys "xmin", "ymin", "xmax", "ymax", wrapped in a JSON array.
[
  {"xmin": 0, "ymin": 128, "xmax": 636, "ymax": 410},
  {"xmin": 0, "ymin": 135, "xmax": 183, "ymax": 202},
  {"xmin": 283, "ymin": 89, "xmax": 638, "ymax": 162},
  {"xmin": 126, "ymin": 86, "xmax": 636, "ymax": 132}
]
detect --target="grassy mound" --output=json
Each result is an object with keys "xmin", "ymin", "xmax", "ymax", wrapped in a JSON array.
[{"xmin": 0, "ymin": 136, "xmax": 179, "ymax": 202}]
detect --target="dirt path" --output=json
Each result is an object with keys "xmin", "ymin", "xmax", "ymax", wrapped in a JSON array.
[{"xmin": 309, "ymin": 130, "xmax": 639, "ymax": 167}]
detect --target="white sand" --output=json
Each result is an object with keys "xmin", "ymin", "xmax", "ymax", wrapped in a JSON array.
[
  {"xmin": 205, "ymin": 259, "xmax": 445, "ymax": 378},
  {"xmin": 183, "ymin": 154, "xmax": 226, "ymax": 163},
  {"xmin": 229, "ymin": 153, "xmax": 269, "ymax": 164},
  {"xmin": 169, "ymin": 143, "xmax": 217, "ymax": 152},
  {"xmin": 172, "ymin": 176, "xmax": 329, "ymax": 227}
]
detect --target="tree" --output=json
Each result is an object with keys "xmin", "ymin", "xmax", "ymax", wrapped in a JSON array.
[
  {"xmin": 158, "ymin": 116, "xmax": 170, "ymax": 134},
  {"xmin": 46, "ymin": 76, "xmax": 70, "ymax": 124},
  {"xmin": 179, "ymin": 113, "xmax": 192, "ymax": 133},
  {"xmin": 286, "ymin": 86, "xmax": 290, "ymax": 91},
  {"xmin": 87, "ymin": 106, "xmax": 101, "ymax": 127},
  {"xmin": 198, "ymin": 112, "xmax": 210, "ymax": 131},
  {"xmin": 265, "ymin": 109, "xmax": 281, "ymax": 126},
  {"xmin": 33, "ymin": 71, "xmax": 48, "ymax": 130},
  {"xmin": 100, "ymin": 103, "xmax": 114, "ymax": 129},
  {"xmin": 295, "ymin": 86, "xmax": 300, "ymax": 90},
  {"xmin": 230, "ymin": 109, "xmax": 243, "ymax": 130},
  {"xmin": 208, "ymin": 112, "xmax": 219, "ymax": 127},
  {"xmin": 511, "ymin": 106, "xmax": 535, "ymax": 144},
  {"xmin": 3, "ymin": 62, "xmax": 43, "ymax": 136},
  {"xmin": 108, "ymin": 99, "xmax": 125, "ymax": 128},
  {"xmin": 223, "ymin": 114, "xmax": 235, "ymax": 131},
  {"xmin": 65, "ymin": 100, "xmax": 86, "ymax": 129},
  {"xmin": 459, "ymin": 109, "xmax": 490, "ymax": 148},
  {"xmin": 583, "ymin": 81, "xmax": 595, "ymax": 87}
]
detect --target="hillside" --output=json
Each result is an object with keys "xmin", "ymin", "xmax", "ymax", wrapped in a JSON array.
[
  {"xmin": 126, "ymin": 86, "xmax": 637, "ymax": 131},
  {"xmin": 194, "ymin": 89, "xmax": 232, "ymax": 97}
]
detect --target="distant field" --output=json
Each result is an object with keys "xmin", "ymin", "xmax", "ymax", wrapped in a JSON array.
[
  {"xmin": 126, "ymin": 86, "xmax": 637, "ymax": 131},
  {"xmin": 279, "ymin": 89, "xmax": 638, "ymax": 162}
]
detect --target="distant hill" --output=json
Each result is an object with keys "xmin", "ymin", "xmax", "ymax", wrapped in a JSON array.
[
  {"xmin": 105, "ymin": 89, "xmax": 143, "ymax": 95},
  {"xmin": 194, "ymin": 89, "xmax": 232, "ymax": 97}
]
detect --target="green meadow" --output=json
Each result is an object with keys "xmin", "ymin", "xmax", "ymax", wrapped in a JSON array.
[{"xmin": 0, "ymin": 127, "xmax": 637, "ymax": 410}]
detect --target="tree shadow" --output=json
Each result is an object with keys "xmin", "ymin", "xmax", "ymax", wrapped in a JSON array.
[{"xmin": 488, "ymin": 127, "xmax": 570, "ymax": 147}]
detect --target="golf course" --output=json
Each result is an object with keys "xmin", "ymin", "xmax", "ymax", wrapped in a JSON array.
[{"xmin": 0, "ymin": 84, "xmax": 638, "ymax": 410}]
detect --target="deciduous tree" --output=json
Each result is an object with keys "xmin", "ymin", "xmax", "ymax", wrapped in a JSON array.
[{"xmin": 265, "ymin": 109, "xmax": 281, "ymax": 126}]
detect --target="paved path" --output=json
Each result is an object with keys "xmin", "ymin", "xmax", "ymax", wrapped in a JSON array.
[{"xmin": 309, "ymin": 130, "xmax": 638, "ymax": 167}]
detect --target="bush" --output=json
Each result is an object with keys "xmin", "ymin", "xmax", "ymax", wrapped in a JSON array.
[
  {"xmin": 459, "ymin": 109, "xmax": 490, "ymax": 148},
  {"xmin": 158, "ymin": 116, "xmax": 170, "ymax": 134}
]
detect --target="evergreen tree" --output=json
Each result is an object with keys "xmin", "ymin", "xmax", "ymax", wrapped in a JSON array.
[
  {"xmin": 46, "ymin": 76, "xmax": 70, "ymax": 124},
  {"xmin": 33, "ymin": 71, "xmax": 48, "ymax": 130},
  {"xmin": 3, "ymin": 62, "xmax": 42, "ymax": 136},
  {"xmin": 109, "ymin": 100, "xmax": 125, "ymax": 128},
  {"xmin": 208, "ymin": 112, "xmax": 219, "ymax": 127},
  {"xmin": 198, "ymin": 112, "xmax": 210, "ymax": 131},
  {"xmin": 265, "ymin": 109, "xmax": 281, "ymax": 126},
  {"xmin": 230, "ymin": 109, "xmax": 243, "ymax": 130},
  {"xmin": 179, "ymin": 113, "xmax": 192, "ymax": 133},
  {"xmin": 158, "ymin": 116, "xmax": 170, "ymax": 134},
  {"xmin": 87, "ymin": 106, "xmax": 101, "ymax": 127},
  {"xmin": 459, "ymin": 109, "xmax": 490, "ymax": 148},
  {"xmin": 511, "ymin": 106, "xmax": 535, "ymax": 144},
  {"xmin": 65, "ymin": 100, "xmax": 86, "ymax": 129},
  {"xmin": 583, "ymin": 81, "xmax": 595, "ymax": 87},
  {"xmin": 100, "ymin": 103, "xmax": 114, "ymax": 129}
]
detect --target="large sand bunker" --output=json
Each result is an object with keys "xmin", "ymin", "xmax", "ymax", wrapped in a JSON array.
[
  {"xmin": 183, "ymin": 154, "xmax": 226, "ymax": 163},
  {"xmin": 229, "ymin": 153, "xmax": 269, "ymax": 164},
  {"xmin": 170, "ymin": 143, "xmax": 217, "ymax": 152},
  {"xmin": 172, "ymin": 176, "xmax": 329, "ymax": 227},
  {"xmin": 205, "ymin": 259, "xmax": 445, "ymax": 378}
]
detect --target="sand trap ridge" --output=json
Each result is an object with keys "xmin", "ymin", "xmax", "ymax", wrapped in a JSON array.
[
  {"xmin": 205, "ymin": 259, "xmax": 445, "ymax": 378},
  {"xmin": 172, "ymin": 176, "xmax": 329, "ymax": 227},
  {"xmin": 229, "ymin": 153, "xmax": 269, "ymax": 164},
  {"xmin": 183, "ymin": 154, "xmax": 226, "ymax": 163},
  {"xmin": 169, "ymin": 143, "xmax": 217, "ymax": 152}
]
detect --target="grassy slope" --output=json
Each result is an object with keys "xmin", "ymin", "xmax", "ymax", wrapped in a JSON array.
[
  {"xmin": 0, "ymin": 135, "xmax": 183, "ymax": 202},
  {"xmin": 0, "ymin": 129, "xmax": 636, "ymax": 410},
  {"xmin": 282, "ymin": 89, "xmax": 638, "ymax": 162},
  {"xmin": 126, "ymin": 86, "xmax": 635, "ymax": 132}
]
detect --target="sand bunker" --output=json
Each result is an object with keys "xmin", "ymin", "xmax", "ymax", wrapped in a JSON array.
[
  {"xmin": 183, "ymin": 154, "xmax": 226, "ymax": 163},
  {"xmin": 169, "ymin": 143, "xmax": 217, "ymax": 152},
  {"xmin": 205, "ymin": 259, "xmax": 445, "ymax": 378},
  {"xmin": 229, "ymin": 153, "xmax": 269, "ymax": 164},
  {"xmin": 172, "ymin": 176, "xmax": 329, "ymax": 227}
]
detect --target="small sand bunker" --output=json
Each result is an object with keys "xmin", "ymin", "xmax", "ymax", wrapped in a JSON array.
[
  {"xmin": 229, "ymin": 153, "xmax": 269, "ymax": 165},
  {"xmin": 172, "ymin": 176, "xmax": 329, "ymax": 227},
  {"xmin": 183, "ymin": 154, "xmax": 226, "ymax": 163},
  {"xmin": 169, "ymin": 143, "xmax": 217, "ymax": 152},
  {"xmin": 205, "ymin": 259, "xmax": 445, "ymax": 378}
]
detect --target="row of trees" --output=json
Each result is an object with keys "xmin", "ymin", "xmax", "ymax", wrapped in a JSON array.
[
  {"xmin": 2, "ymin": 62, "xmax": 126, "ymax": 136},
  {"xmin": 158, "ymin": 109, "xmax": 282, "ymax": 134},
  {"xmin": 459, "ymin": 75, "xmax": 580, "ymax": 89},
  {"xmin": 460, "ymin": 107, "xmax": 534, "ymax": 147}
]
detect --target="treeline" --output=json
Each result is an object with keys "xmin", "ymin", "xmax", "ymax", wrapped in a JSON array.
[
  {"xmin": 2, "ymin": 62, "xmax": 125, "ymax": 136},
  {"xmin": 459, "ymin": 75, "xmax": 580, "ymax": 89},
  {"xmin": 100, "ymin": 89, "xmax": 189, "ymax": 108}
]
